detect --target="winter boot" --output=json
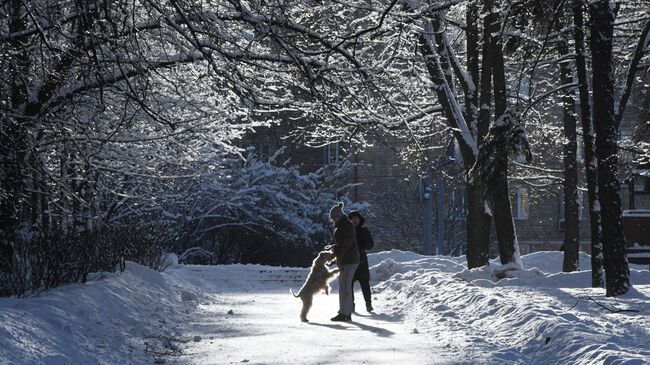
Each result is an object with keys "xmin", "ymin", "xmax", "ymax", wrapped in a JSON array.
[{"xmin": 331, "ymin": 314, "xmax": 351, "ymax": 322}]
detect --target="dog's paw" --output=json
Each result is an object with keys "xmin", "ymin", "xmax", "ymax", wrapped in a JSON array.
[{"xmin": 301, "ymin": 318, "xmax": 309, "ymax": 323}]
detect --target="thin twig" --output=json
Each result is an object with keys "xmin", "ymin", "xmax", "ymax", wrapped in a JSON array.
[{"xmin": 570, "ymin": 291, "xmax": 640, "ymax": 314}]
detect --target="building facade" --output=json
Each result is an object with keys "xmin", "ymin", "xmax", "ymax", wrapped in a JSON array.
[{"xmin": 246, "ymin": 102, "xmax": 649, "ymax": 258}]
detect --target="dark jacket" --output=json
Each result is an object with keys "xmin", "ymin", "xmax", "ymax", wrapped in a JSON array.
[
  {"xmin": 333, "ymin": 216, "xmax": 360, "ymax": 266},
  {"xmin": 349, "ymin": 212, "xmax": 374, "ymax": 281},
  {"xmin": 353, "ymin": 223, "xmax": 374, "ymax": 281},
  {"xmin": 355, "ymin": 225, "xmax": 374, "ymax": 264}
]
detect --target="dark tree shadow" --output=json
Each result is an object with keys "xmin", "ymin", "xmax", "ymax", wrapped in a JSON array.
[
  {"xmin": 352, "ymin": 311, "xmax": 402, "ymax": 323},
  {"xmin": 347, "ymin": 320, "xmax": 395, "ymax": 337},
  {"xmin": 307, "ymin": 322, "xmax": 348, "ymax": 330},
  {"xmin": 308, "ymin": 320, "xmax": 395, "ymax": 337}
]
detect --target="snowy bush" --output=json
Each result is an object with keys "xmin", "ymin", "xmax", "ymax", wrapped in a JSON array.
[
  {"xmin": 169, "ymin": 148, "xmax": 365, "ymax": 266},
  {"xmin": 5, "ymin": 231, "xmax": 119, "ymax": 297},
  {"xmin": 179, "ymin": 247, "xmax": 216, "ymax": 265},
  {"xmin": 0, "ymin": 148, "xmax": 364, "ymax": 296},
  {"xmin": 162, "ymin": 253, "xmax": 179, "ymax": 269},
  {"xmin": 117, "ymin": 223, "xmax": 176, "ymax": 272},
  {"xmin": 0, "ymin": 222, "xmax": 176, "ymax": 297}
]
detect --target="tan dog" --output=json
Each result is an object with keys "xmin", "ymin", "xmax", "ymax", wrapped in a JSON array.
[{"xmin": 290, "ymin": 250, "xmax": 339, "ymax": 322}]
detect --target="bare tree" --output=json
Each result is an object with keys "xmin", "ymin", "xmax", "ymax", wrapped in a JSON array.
[
  {"xmin": 589, "ymin": 0, "xmax": 630, "ymax": 296},
  {"xmin": 572, "ymin": 0, "xmax": 604, "ymax": 286},
  {"xmin": 555, "ymin": 7, "xmax": 580, "ymax": 272}
]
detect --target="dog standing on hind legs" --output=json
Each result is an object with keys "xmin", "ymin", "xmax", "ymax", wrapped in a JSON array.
[{"xmin": 290, "ymin": 250, "xmax": 339, "ymax": 322}]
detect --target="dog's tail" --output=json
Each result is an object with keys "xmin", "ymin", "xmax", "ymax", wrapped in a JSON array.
[{"xmin": 289, "ymin": 288, "xmax": 300, "ymax": 298}]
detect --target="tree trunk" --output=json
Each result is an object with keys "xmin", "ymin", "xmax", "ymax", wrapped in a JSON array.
[
  {"xmin": 465, "ymin": 2, "xmax": 481, "ymax": 140},
  {"xmin": 572, "ymin": 0, "xmax": 604, "ymax": 286},
  {"xmin": 420, "ymin": 4, "xmax": 521, "ymax": 268},
  {"xmin": 486, "ymin": 0, "xmax": 521, "ymax": 266},
  {"xmin": 589, "ymin": 0, "xmax": 630, "ymax": 296},
  {"xmin": 466, "ymin": 181, "xmax": 492, "ymax": 268},
  {"xmin": 419, "ymin": 19, "xmax": 476, "ymax": 166},
  {"xmin": 465, "ymin": 4, "xmax": 492, "ymax": 269},
  {"xmin": 558, "ymin": 23, "xmax": 580, "ymax": 272},
  {"xmin": 420, "ymin": 16, "xmax": 491, "ymax": 268}
]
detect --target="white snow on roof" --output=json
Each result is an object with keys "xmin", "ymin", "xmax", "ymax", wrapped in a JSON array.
[
  {"xmin": 623, "ymin": 209, "xmax": 650, "ymax": 217},
  {"xmin": 631, "ymin": 169, "xmax": 650, "ymax": 177}
]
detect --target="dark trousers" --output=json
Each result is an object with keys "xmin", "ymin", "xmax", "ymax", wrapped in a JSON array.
[
  {"xmin": 352, "ymin": 262, "xmax": 371, "ymax": 307},
  {"xmin": 352, "ymin": 278, "xmax": 372, "ymax": 306}
]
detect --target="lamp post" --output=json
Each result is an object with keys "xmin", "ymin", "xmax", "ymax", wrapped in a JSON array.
[
  {"xmin": 422, "ymin": 137, "xmax": 459, "ymax": 256},
  {"xmin": 437, "ymin": 175, "xmax": 447, "ymax": 255},
  {"xmin": 421, "ymin": 175, "xmax": 433, "ymax": 255}
]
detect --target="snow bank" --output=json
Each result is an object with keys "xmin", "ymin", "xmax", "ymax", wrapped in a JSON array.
[
  {"xmin": 0, "ymin": 262, "xmax": 200, "ymax": 365},
  {"xmin": 368, "ymin": 249, "xmax": 467, "ymax": 282},
  {"xmin": 163, "ymin": 252, "xmax": 180, "ymax": 268},
  {"xmin": 2, "ymin": 250, "xmax": 647, "ymax": 365},
  {"xmin": 368, "ymin": 250, "xmax": 650, "ymax": 364},
  {"xmin": 518, "ymin": 251, "xmax": 592, "ymax": 274}
]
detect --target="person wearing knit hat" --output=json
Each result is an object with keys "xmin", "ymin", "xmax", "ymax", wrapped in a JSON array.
[
  {"xmin": 329, "ymin": 202, "xmax": 346, "ymax": 221},
  {"xmin": 327, "ymin": 202, "xmax": 360, "ymax": 322}
]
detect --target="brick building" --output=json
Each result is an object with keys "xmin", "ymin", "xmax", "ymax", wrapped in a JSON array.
[{"xmin": 246, "ymin": 101, "xmax": 649, "ymax": 258}]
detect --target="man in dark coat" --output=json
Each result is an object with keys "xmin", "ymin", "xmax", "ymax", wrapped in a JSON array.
[
  {"xmin": 348, "ymin": 210, "xmax": 374, "ymax": 312},
  {"xmin": 328, "ymin": 202, "xmax": 360, "ymax": 322}
]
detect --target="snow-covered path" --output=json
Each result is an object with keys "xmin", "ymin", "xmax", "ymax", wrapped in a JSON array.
[
  {"xmin": 182, "ymin": 290, "xmax": 441, "ymax": 364},
  {"xmin": 173, "ymin": 265, "xmax": 454, "ymax": 365},
  {"xmin": 2, "ymin": 251, "xmax": 648, "ymax": 365}
]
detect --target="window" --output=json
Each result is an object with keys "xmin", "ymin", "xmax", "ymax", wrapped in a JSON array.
[
  {"xmin": 633, "ymin": 175, "xmax": 650, "ymax": 192},
  {"xmin": 252, "ymin": 143, "xmax": 274, "ymax": 162},
  {"xmin": 508, "ymin": 76, "xmax": 530, "ymax": 98},
  {"xmin": 559, "ymin": 191, "xmax": 584, "ymax": 230},
  {"xmin": 449, "ymin": 189, "xmax": 466, "ymax": 221},
  {"xmin": 579, "ymin": 193, "xmax": 585, "ymax": 219},
  {"xmin": 514, "ymin": 188, "xmax": 529, "ymax": 220},
  {"xmin": 323, "ymin": 142, "xmax": 340, "ymax": 165},
  {"xmin": 614, "ymin": 87, "xmax": 622, "ymax": 110},
  {"xmin": 453, "ymin": 140, "xmax": 463, "ymax": 162},
  {"xmin": 262, "ymin": 145, "xmax": 273, "ymax": 162}
]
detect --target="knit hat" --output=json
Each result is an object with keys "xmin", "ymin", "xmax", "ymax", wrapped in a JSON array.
[{"xmin": 329, "ymin": 202, "xmax": 345, "ymax": 221}]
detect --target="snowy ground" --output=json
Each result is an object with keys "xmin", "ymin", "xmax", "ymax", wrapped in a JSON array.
[
  {"xmin": 368, "ymin": 251, "xmax": 650, "ymax": 364},
  {"xmin": 171, "ymin": 265, "xmax": 444, "ymax": 365},
  {"xmin": 1, "ymin": 251, "xmax": 649, "ymax": 365}
]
